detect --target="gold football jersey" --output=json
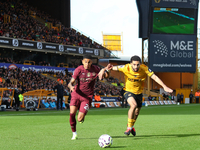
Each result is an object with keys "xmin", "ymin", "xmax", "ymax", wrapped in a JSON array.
[{"xmin": 118, "ymin": 64, "xmax": 154, "ymax": 94}]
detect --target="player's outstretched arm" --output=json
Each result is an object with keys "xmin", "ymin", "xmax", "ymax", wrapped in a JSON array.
[
  {"xmin": 98, "ymin": 64, "xmax": 113, "ymax": 80},
  {"xmin": 151, "ymin": 74, "xmax": 173, "ymax": 93},
  {"xmin": 68, "ymin": 77, "xmax": 76, "ymax": 93},
  {"xmin": 111, "ymin": 65, "xmax": 120, "ymax": 71}
]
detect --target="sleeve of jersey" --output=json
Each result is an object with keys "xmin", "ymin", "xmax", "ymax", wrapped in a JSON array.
[
  {"xmin": 94, "ymin": 66, "xmax": 101, "ymax": 78},
  {"xmin": 96, "ymin": 65, "xmax": 101, "ymax": 73},
  {"xmin": 118, "ymin": 65, "xmax": 126, "ymax": 73},
  {"xmin": 144, "ymin": 65, "xmax": 154, "ymax": 77},
  {"xmin": 72, "ymin": 68, "xmax": 80, "ymax": 80}
]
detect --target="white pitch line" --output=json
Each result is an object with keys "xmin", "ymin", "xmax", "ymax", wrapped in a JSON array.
[{"xmin": 0, "ymin": 104, "xmax": 199, "ymax": 116}]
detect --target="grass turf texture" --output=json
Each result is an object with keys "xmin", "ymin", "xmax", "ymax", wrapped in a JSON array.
[
  {"xmin": 0, "ymin": 104, "xmax": 200, "ymax": 150},
  {"xmin": 153, "ymin": 12, "xmax": 194, "ymax": 34}
]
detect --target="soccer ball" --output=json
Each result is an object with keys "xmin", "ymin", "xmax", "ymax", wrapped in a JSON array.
[{"xmin": 98, "ymin": 134, "xmax": 113, "ymax": 148}]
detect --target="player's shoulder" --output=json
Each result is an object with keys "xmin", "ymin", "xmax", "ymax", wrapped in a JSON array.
[
  {"xmin": 91, "ymin": 65, "xmax": 100, "ymax": 71},
  {"xmin": 76, "ymin": 65, "xmax": 83, "ymax": 70},
  {"xmin": 123, "ymin": 64, "xmax": 131, "ymax": 71},
  {"xmin": 140, "ymin": 64, "xmax": 148, "ymax": 69},
  {"xmin": 140, "ymin": 64, "xmax": 153, "ymax": 72},
  {"xmin": 74, "ymin": 65, "xmax": 83, "ymax": 73}
]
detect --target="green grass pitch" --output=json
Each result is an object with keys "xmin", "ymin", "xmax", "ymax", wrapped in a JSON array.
[
  {"xmin": 153, "ymin": 12, "xmax": 194, "ymax": 34},
  {"xmin": 0, "ymin": 104, "xmax": 200, "ymax": 150}
]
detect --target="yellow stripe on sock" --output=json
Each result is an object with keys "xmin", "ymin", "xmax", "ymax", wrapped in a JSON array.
[{"xmin": 128, "ymin": 118, "xmax": 136, "ymax": 128}]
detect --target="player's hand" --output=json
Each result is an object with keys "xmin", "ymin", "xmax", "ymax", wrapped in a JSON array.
[
  {"xmin": 70, "ymin": 86, "xmax": 75, "ymax": 93},
  {"xmin": 98, "ymin": 64, "xmax": 113, "ymax": 80},
  {"xmin": 164, "ymin": 86, "xmax": 173, "ymax": 93},
  {"xmin": 105, "ymin": 64, "xmax": 113, "ymax": 70}
]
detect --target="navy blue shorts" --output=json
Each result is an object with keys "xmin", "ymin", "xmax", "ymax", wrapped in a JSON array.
[{"xmin": 124, "ymin": 91, "xmax": 143, "ymax": 108}]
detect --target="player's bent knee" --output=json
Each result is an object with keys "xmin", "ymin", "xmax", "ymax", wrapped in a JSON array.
[
  {"xmin": 77, "ymin": 116, "xmax": 84, "ymax": 122},
  {"xmin": 77, "ymin": 113, "xmax": 85, "ymax": 122},
  {"xmin": 129, "ymin": 104, "xmax": 137, "ymax": 109}
]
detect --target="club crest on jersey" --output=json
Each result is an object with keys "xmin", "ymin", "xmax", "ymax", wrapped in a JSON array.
[
  {"xmin": 87, "ymin": 72, "xmax": 91, "ymax": 77},
  {"xmin": 134, "ymin": 75, "xmax": 137, "ymax": 78},
  {"xmin": 82, "ymin": 73, "xmax": 85, "ymax": 75}
]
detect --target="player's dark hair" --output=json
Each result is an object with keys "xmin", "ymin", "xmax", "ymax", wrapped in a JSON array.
[
  {"xmin": 130, "ymin": 55, "xmax": 141, "ymax": 63},
  {"xmin": 83, "ymin": 54, "xmax": 92, "ymax": 59}
]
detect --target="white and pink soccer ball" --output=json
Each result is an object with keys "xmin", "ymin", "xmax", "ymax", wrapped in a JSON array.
[{"xmin": 98, "ymin": 134, "xmax": 113, "ymax": 148}]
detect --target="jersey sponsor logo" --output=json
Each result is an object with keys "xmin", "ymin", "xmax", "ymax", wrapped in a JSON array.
[
  {"xmin": 87, "ymin": 72, "xmax": 91, "ymax": 77},
  {"xmin": 118, "ymin": 65, "xmax": 125, "ymax": 68},
  {"xmin": 128, "ymin": 78, "xmax": 143, "ymax": 82},
  {"xmin": 84, "ymin": 104, "xmax": 89, "ymax": 111},
  {"xmin": 80, "ymin": 78, "xmax": 94, "ymax": 82},
  {"xmin": 148, "ymin": 68, "xmax": 152, "ymax": 72}
]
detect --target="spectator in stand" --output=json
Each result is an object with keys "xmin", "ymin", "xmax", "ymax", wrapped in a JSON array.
[
  {"xmin": 14, "ymin": 85, "xmax": 20, "ymax": 111},
  {"xmin": 168, "ymin": 94, "xmax": 171, "ymax": 100},
  {"xmin": 148, "ymin": 95, "xmax": 152, "ymax": 101},
  {"xmin": 42, "ymin": 99, "xmax": 50, "ymax": 108},
  {"xmin": 53, "ymin": 80, "xmax": 64, "ymax": 111},
  {"xmin": 0, "ymin": 0, "xmax": 107, "ymax": 50},
  {"xmin": 62, "ymin": 100, "xmax": 67, "ymax": 109},
  {"xmin": 171, "ymin": 93, "xmax": 175, "ymax": 101},
  {"xmin": 49, "ymin": 98, "xmax": 56, "ymax": 109},
  {"xmin": 4, "ymin": 98, "xmax": 12, "ymax": 109},
  {"xmin": 180, "ymin": 93, "xmax": 184, "ymax": 104},
  {"xmin": 177, "ymin": 93, "xmax": 181, "ymax": 103},
  {"xmin": 189, "ymin": 91, "xmax": 193, "ymax": 104},
  {"xmin": 162, "ymin": 93, "xmax": 168, "ymax": 100}
]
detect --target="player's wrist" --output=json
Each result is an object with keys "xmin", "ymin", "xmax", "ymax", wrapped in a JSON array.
[{"xmin": 105, "ymin": 69, "xmax": 110, "ymax": 73}]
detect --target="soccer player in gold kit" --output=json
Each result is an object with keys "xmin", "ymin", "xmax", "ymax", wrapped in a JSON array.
[{"xmin": 111, "ymin": 55, "xmax": 173, "ymax": 136}]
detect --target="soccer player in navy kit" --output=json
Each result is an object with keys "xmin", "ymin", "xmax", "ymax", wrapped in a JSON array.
[{"xmin": 68, "ymin": 55, "xmax": 112, "ymax": 140}]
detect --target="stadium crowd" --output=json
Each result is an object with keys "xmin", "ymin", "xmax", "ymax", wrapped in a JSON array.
[
  {"xmin": 0, "ymin": 67, "xmax": 121, "ymax": 97},
  {"xmin": 0, "ymin": 0, "xmax": 105, "ymax": 49}
]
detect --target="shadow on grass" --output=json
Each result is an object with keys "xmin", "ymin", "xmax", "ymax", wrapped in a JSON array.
[
  {"xmin": 80, "ymin": 136, "xmax": 134, "ymax": 140},
  {"xmin": 109, "ymin": 146, "xmax": 126, "ymax": 148},
  {"xmin": 137, "ymin": 133, "xmax": 200, "ymax": 138},
  {"xmin": 112, "ymin": 133, "xmax": 200, "ymax": 139}
]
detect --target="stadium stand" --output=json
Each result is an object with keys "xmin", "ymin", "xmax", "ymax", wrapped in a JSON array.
[
  {"xmin": 0, "ymin": 0, "xmax": 125, "ymax": 110},
  {"xmin": 0, "ymin": 66, "xmax": 121, "ymax": 101},
  {"xmin": 0, "ymin": 0, "xmax": 106, "ymax": 49}
]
